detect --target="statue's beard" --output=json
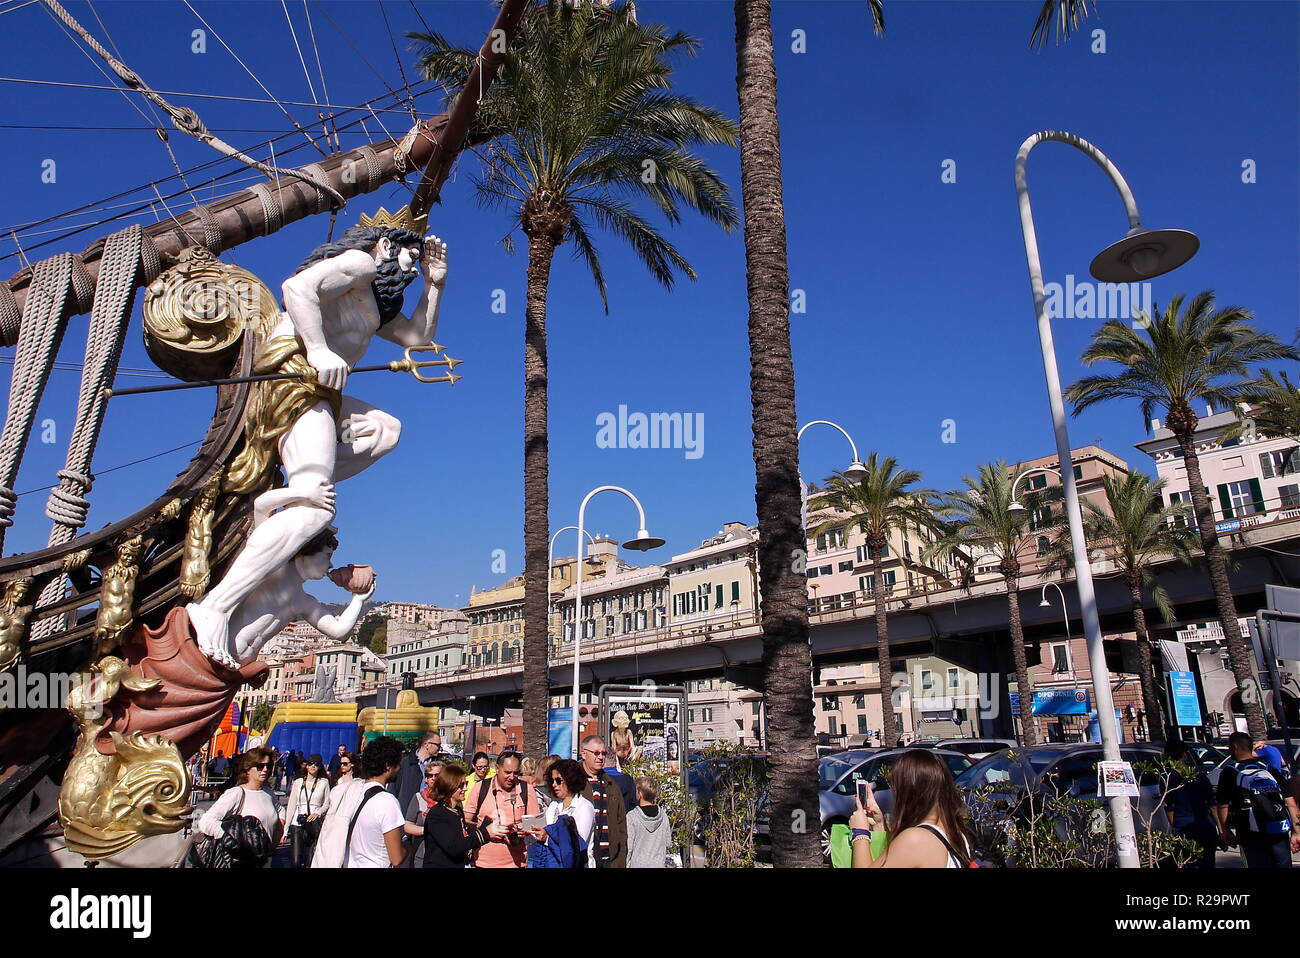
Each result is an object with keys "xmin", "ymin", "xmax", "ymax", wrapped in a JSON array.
[{"xmin": 372, "ymin": 257, "xmax": 419, "ymax": 325}]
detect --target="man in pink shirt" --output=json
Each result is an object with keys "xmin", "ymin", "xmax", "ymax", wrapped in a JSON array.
[{"xmin": 464, "ymin": 752, "xmax": 539, "ymax": 868}]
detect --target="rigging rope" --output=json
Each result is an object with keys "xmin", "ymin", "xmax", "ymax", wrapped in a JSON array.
[
  {"xmin": 39, "ymin": 0, "xmax": 345, "ymax": 210},
  {"xmin": 33, "ymin": 227, "xmax": 152, "ymax": 635}
]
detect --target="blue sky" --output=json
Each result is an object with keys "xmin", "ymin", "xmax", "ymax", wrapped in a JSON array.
[{"xmin": 0, "ymin": 0, "xmax": 1295, "ymax": 608}]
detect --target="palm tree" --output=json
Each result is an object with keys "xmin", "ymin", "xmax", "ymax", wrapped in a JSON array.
[
  {"xmin": 1043, "ymin": 473, "xmax": 1196, "ymax": 743},
  {"xmin": 1030, "ymin": 0, "xmax": 1097, "ymax": 48},
  {"xmin": 733, "ymin": 0, "xmax": 883, "ymax": 868},
  {"xmin": 1065, "ymin": 292, "xmax": 1298, "ymax": 739},
  {"xmin": 1223, "ymin": 369, "xmax": 1300, "ymax": 443},
  {"xmin": 812, "ymin": 456, "xmax": 938, "ymax": 746},
  {"xmin": 413, "ymin": 2, "xmax": 738, "ymax": 759},
  {"xmin": 925, "ymin": 462, "xmax": 1063, "ymax": 746}
]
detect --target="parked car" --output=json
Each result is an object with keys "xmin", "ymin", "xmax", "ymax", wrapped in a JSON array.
[
  {"xmin": 924, "ymin": 738, "xmax": 1016, "ymax": 761},
  {"xmin": 954, "ymin": 743, "xmax": 1179, "ymax": 862}
]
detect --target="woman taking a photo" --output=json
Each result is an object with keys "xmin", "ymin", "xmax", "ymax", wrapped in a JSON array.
[
  {"xmin": 422, "ymin": 765, "xmax": 506, "ymax": 868},
  {"xmin": 196, "ymin": 747, "xmax": 282, "ymax": 867},
  {"xmin": 285, "ymin": 753, "xmax": 331, "ymax": 868},
  {"xmin": 850, "ymin": 749, "xmax": 973, "ymax": 868}
]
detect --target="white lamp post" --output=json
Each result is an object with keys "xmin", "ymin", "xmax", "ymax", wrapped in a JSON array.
[
  {"xmin": 1040, "ymin": 581, "xmax": 1081, "ymax": 695},
  {"xmin": 549, "ymin": 525, "xmax": 598, "ymax": 657},
  {"xmin": 1016, "ymin": 129, "xmax": 1198, "ymax": 868},
  {"xmin": 569, "ymin": 485, "xmax": 664, "ymax": 758},
  {"xmin": 797, "ymin": 420, "xmax": 868, "ymax": 530}
]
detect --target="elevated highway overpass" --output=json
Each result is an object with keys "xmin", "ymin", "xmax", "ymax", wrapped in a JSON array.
[{"xmin": 349, "ymin": 512, "xmax": 1300, "ymax": 732}]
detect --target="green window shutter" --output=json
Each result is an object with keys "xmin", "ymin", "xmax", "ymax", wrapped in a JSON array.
[
  {"xmin": 1249, "ymin": 477, "xmax": 1265, "ymax": 513},
  {"xmin": 1217, "ymin": 483, "xmax": 1234, "ymax": 519},
  {"xmin": 716, "ymin": 584, "xmax": 723, "ymax": 607},
  {"xmin": 731, "ymin": 581, "xmax": 740, "ymax": 602}
]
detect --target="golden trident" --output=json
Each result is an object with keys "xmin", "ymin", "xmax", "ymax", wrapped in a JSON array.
[{"xmin": 103, "ymin": 344, "xmax": 463, "ymax": 397}]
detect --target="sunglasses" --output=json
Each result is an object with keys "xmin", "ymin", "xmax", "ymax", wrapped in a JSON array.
[
  {"xmin": 251, "ymin": 762, "xmax": 271, "ymax": 770},
  {"xmin": 583, "ymin": 749, "xmax": 607, "ymax": 757},
  {"xmin": 550, "ymin": 777, "xmax": 565, "ymax": 786}
]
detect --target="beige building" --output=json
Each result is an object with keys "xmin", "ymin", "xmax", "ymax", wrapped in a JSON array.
[
  {"xmin": 373, "ymin": 601, "xmax": 451, "ymax": 628},
  {"xmin": 664, "ymin": 523, "xmax": 759, "ymax": 635},
  {"xmin": 464, "ymin": 538, "xmax": 629, "ymax": 666},
  {"xmin": 557, "ymin": 560, "xmax": 667, "ymax": 647}
]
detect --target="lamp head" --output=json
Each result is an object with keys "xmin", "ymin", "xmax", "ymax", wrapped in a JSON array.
[
  {"xmin": 1089, "ymin": 227, "xmax": 1199, "ymax": 283},
  {"xmin": 1040, "ymin": 597, "xmax": 1052, "ymax": 608},
  {"xmin": 622, "ymin": 530, "xmax": 665, "ymax": 552},
  {"xmin": 843, "ymin": 460, "xmax": 869, "ymax": 482},
  {"xmin": 1008, "ymin": 500, "xmax": 1026, "ymax": 514}
]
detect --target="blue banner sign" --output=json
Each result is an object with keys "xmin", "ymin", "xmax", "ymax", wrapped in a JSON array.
[
  {"xmin": 547, "ymin": 708, "xmax": 573, "ymax": 757},
  {"xmin": 1009, "ymin": 688, "xmax": 1091, "ymax": 716},
  {"xmin": 1168, "ymin": 670, "xmax": 1203, "ymax": 727}
]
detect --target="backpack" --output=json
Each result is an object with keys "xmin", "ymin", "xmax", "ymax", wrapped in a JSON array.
[{"xmin": 1234, "ymin": 761, "xmax": 1290, "ymax": 836}]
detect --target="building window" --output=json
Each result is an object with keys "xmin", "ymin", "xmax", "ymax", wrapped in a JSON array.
[
  {"xmin": 1218, "ymin": 479, "xmax": 1265, "ymax": 518},
  {"xmin": 921, "ymin": 670, "xmax": 934, "ymax": 691},
  {"xmin": 857, "ymin": 714, "xmax": 868, "ymax": 734},
  {"xmin": 1259, "ymin": 448, "xmax": 1300, "ymax": 479},
  {"xmin": 948, "ymin": 668, "xmax": 959, "ymax": 689},
  {"xmin": 853, "ymin": 693, "xmax": 865, "ymax": 709},
  {"xmin": 605, "ymin": 616, "xmax": 615, "ymax": 637},
  {"xmin": 1051, "ymin": 644, "xmax": 1071, "ymax": 673},
  {"xmin": 1281, "ymin": 484, "xmax": 1300, "ymax": 509},
  {"xmin": 1029, "ymin": 474, "xmax": 1048, "ymax": 490},
  {"xmin": 1073, "ymin": 465, "xmax": 1083, "ymax": 481},
  {"xmin": 822, "ymin": 696, "xmax": 837, "ymax": 711},
  {"xmin": 838, "ymin": 560, "xmax": 853, "ymax": 573}
]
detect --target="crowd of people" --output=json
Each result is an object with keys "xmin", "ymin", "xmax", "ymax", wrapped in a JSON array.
[
  {"xmin": 191, "ymin": 732, "xmax": 672, "ymax": 869},
  {"xmin": 189, "ymin": 729, "xmax": 1296, "ymax": 870}
]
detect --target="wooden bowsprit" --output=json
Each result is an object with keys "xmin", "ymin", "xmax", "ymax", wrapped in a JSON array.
[{"xmin": 102, "ymin": 344, "xmax": 462, "ymax": 398}]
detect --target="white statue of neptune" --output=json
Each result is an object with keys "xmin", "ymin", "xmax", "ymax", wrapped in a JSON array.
[{"xmin": 188, "ymin": 207, "xmax": 445, "ymax": 667}]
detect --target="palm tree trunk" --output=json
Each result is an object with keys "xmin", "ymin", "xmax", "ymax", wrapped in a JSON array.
[
  {"xmin": 735, "ymin": 0, "xmax": 819, "ymax": 868},
  {"xmin": 1174, "ymin": 426, "xmax": 1267, "ymax": 739},
  {"xmin": 872, "ymin": 552, "xmax": 897, "ymax": 746},
  {"xmin": 522, "ymin": 236, "xmax": 557, "ymax": 761},
  {"xmin": 1005, "ymin": 579, "xmax": 1037, "ymax": 746},
  {"xmin": 1128, "ymin": 579, "xmax": 1166, "ymax": 744}
]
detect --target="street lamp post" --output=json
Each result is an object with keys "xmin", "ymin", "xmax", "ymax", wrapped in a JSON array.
[
  {"xmin": 549, "ymin": 526, "xmax": 598, "ymax": 656},
  {"xmin": 797, "ymin": 420, "xmax": 868, "ymax": 529},
  {"xmin": 1015, "ymin": 129, "xmax": 1199, "ymax": 868},
  {"xmin": 570, "ymin": 485, "xmax": 664, "ymax": 758}
]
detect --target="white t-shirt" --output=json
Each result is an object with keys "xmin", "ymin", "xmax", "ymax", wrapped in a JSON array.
[{"xmin": 345, "ymin": 786, "xmax": 404, "ymax": 868}]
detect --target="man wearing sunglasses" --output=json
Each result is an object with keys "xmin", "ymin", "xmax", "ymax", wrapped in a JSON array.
[{"xmin": 580, "ymin": 736, "xmax": 628, "ymax": 868}]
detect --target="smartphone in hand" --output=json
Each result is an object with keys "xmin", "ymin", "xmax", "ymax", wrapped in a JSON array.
[{"xmin": 856, "ymin": 779, "xmax": 872, "ymax": 808}]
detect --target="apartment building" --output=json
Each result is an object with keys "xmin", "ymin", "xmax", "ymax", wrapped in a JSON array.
[
  {"xmin": 556, "ymin": 561, "xmax": 667, "ymax": 646},
  {"xmin": 372, "ymin": 601, "xmax": 451, "ymax": 628},
  {"xmin": 314, "ymin": 643, "xmax": 386, "ymax": 698},
  {"xmin": 464, "ymin": 538, "xmax": 627, "ymax": 666},
  {"xmin": 383, "ymin": 612, "xmax": 470, "ymax": 680},
  {"xmin": 1136, "ymin": 407, "xmax": 1300, "ymax": 527},
  {"xmin": 664, "ymin": 523, "xmax": 759, "ymax": 635},
  {"xmin": 685, "ymin": 676, "xmax": 757, "ymax": 749},
  {"xmin": 812, "ymin": 662, "xmax": 906, "ymax": 746}
]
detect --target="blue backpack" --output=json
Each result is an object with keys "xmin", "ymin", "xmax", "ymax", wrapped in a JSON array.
[{"xmin": 527, "ymin": 814, "xmax": 589, "ymax": 869}]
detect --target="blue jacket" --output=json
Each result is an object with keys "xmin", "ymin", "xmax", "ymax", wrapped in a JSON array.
[{"xmin": 527, "ymin": 815, "xmax": 588, "ymax": 868}]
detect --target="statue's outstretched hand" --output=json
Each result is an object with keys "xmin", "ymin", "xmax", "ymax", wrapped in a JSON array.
[
  {"xmin": 423, "ymin": 235, "xmax": 448, "ymax": 288},
  {"xmin": 307, "ymin": 347, "xmax": 349, "ymax": 391}
]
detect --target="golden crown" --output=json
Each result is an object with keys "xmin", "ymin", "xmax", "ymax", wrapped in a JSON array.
[{"xmin": 358, "ymin": 205, "xmax": 428, "ymax": 235}]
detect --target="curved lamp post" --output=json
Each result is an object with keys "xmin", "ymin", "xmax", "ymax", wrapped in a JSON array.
[
  {"xmin": 1016, "ymin": 129, "xmax": 1198, "ymax": 868},
  {"xmin": 1040, "ymin": 581, "xmax": 1080, "ymax": 692},
  {"xmin": 798, "ymin": 420, "xmax": 868, "ymax": 531},
  {"xmin": 1008, "ymin": 465, "xmax": 1062, "ymax": 513},
  {"xmin": 569, "ymin": 485, "xmax": 665, "ymax": 757}
]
